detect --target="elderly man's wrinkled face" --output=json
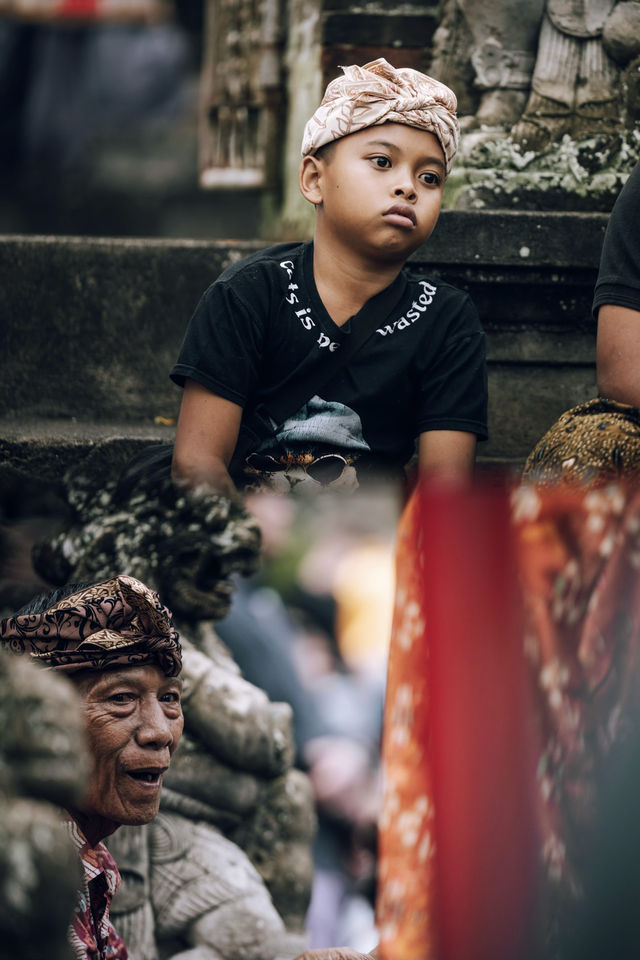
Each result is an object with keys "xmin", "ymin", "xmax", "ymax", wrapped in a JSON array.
[{"xmin": 76, "ymin": 664, "xmax": 183, "ymax": 831}]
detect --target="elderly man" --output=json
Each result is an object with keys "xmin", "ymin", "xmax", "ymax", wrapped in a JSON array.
[
  {"xmin": 0, "ymin": 574, "xmax": 184, "ymax": 959},
  {"xmin": 1, "ymin": 574, "xmax": 377, "ymax": 960}
]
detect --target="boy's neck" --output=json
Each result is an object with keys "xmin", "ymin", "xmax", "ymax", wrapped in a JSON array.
[{"xmin": 312, "ymin": 234, "xmax": 405, "ymax": 327}]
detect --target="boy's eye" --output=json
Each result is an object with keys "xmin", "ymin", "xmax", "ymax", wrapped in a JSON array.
[
  {"xmin": 420, "ymin": 171, "xmax": 441, "ymax": 186},
  {"xmin": 370, "ymin": 156, "xmax": 391, "ymax": 168}
]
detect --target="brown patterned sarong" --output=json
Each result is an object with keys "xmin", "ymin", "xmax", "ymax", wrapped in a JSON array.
[{"xmin": 524, "ymin": 397, "xmax": 640, "ymax": 486}]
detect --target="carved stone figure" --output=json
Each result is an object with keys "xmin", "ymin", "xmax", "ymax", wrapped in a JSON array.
[
  {"xmin": 432, "ymin": 0, "xmax": 640, "ymax": 146},
  {"xmin": 0, "ymin": 650, "xmax": 88, "ymax": 960},
  {"xmin": 32, "ymin": 470, "xmax": 262, "ymax": 623},
  {"xmin": 432, "ymin": 0, "xmax": 545, "ymax": 128},
  {"xmin": 514, "ymin": 0, "xmax": 622, "ymax": 150},
  {"xmin": 33, "ymin": 469, "xmax": 314, "ymax": 959},
  {"xmin": 431, "ymin": 0, "xmax": 640, "ymax": 209}
]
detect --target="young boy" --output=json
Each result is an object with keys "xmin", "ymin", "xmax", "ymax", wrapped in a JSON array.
[{"xmin": 170, "ymin": 58, "xmax": 488, "ymax": 496}]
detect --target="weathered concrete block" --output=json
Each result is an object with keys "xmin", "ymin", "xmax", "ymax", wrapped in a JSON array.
[
  {"xmin": 0, "ymin": 236, "xmax": 261, "ymax": 423},
  {"xmin": 415, "ymin": 210, "xmax": 605, "ymax": 460}
]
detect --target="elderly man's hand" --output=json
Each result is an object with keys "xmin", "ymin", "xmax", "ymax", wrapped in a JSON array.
[{"xmin": 293, "ymin": 950, "xmax": 377, "ymax": 960}]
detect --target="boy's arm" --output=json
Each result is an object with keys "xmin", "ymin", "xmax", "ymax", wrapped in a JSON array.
[
  {"xmin": 596, "ymin": 304, "xmax": 640, "ymax": 406},
  {"xmin": 418, "ymin": 429, "xmax": 477, "ymax": 482},
  {"xmin": 172, "ymin": 378, "xmax": 243, "ymax": 498}
]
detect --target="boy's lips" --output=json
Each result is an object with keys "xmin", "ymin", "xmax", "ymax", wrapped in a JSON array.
[{"xmin": 383, "ymin": 204, "xmax": 417, "ymax": 228}]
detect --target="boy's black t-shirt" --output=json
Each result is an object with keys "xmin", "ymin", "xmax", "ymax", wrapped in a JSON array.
[{"xmin": 171, "ymin": 241, "xmax": 488, "ymax": 468}]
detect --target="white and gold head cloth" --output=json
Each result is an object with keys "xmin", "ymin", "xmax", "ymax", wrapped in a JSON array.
[{"xmin": 301, "ymin": 58, "xmax": 459, "ymax": 178}]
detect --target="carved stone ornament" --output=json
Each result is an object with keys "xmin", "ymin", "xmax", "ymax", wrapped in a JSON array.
[{"xmin": 431, "ymin": 0, "xmax": 640, "ymax": 209}]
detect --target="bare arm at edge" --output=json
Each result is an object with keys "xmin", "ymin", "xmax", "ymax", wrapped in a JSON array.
[
  {"xmin": 596, "ymin": 304, "xmax": 640, "ymax": 407},
  {"xmin": 172, "ymin": 378, "xmax": 243, "ymax": 498},
  {"xmin": 418, "ymin": 429, "xmax": 477, "ymax": 483}
]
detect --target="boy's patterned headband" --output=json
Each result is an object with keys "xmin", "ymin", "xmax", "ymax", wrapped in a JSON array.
[{"xmin": 301, "ymin": 58, "xmax": 459, "ymax": 178}]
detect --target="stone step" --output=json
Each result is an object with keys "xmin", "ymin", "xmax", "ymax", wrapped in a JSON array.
[
  {"xmin": 0, "ymin": 419, "xmax": 521, "ymax": 476},
  {"xmin": 0, "ymin": 419, "xmax": 175, "ymax": 489},
  {"xmin": 0, "ymin": 210, "xmax": 607, "ymax": 469}
]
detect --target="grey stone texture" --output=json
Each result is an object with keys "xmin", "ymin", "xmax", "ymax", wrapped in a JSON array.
[
  {"xmin": 0, "ymin": 651, "xmax": 88, "ymax": 960},
  {"xmin": 0, "ymin": 213, "xmax": 606, "ymax": 478},
  {"xmin": 430, "ymin": 0, "xmax": 640, "ymax": 210},
  {"xmin": 603, "ymin": 1, "xmax": 640, "ymax": 63},
  {"xmin": 0, "ymin": 236, "xmax": 260, "ymax": 424}
]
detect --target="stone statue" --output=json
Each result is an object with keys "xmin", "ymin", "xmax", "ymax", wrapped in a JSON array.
[
  {"xmin": 514, "ymin": 0, "xmax": 623, "ymax": 150},
  {"xmin": 32, "ymin": 467, "xmax": 314, "ymax": 960},
  {"xmin": 32, "ymin": 468, "xmax": 262, "ymax": 623},
  {"xmin": 434, "ymin": 0, "xmax": 640, "ymax": 143},
  {"xmin": 431, "ymin": 0, "xmax": 640, "ymax": 208},
  {"xmin": 432, "ymin": 0, "xmax": 546, "ymax": 129},
  {"xmin": 0, "ymin": 649, "xmax": 89, "ymax": 960}
]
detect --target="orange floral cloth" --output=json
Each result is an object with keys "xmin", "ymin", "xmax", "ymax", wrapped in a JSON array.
[
  {"xmin": 377, "ymin": 490, "xmax": 437, "ymax": 958},
  {"xmin": 377, "ymin": 481, "xmax": 640, "ymax": 959},
  {"xmin": 514, "ymin": 483, "xmax": 640, "ymax": 956}
]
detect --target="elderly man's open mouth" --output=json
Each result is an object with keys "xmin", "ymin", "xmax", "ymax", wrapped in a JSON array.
[{"xmin": 125, "ymin": 766, "xmax": 167, "ymax": 786}]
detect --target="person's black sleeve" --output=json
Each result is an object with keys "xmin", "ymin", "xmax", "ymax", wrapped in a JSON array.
[
  {"xmin": 593, "ymin": 161, "xmax": 640, "ymax": 318},
  {"xmin": 416, "ymin": 292, "xmax": 488, "ymax": 440},
  {"xmin": 170, "ymin": 280, "xmax": 266, "ymax": 406}
]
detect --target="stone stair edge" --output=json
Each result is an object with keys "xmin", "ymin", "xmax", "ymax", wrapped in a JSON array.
[
  {"xmin": 0, "ymin": 207, "xmax": 609, "ymax": 269},
  {"xmin": 0, "ymin": 419, "xmax": 176, "ymax": 442},
  {"xmin": 0, "ymin": 420, "xmax": 523, "ymax": 479}
]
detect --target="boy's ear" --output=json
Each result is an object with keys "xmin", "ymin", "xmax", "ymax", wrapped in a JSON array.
[{"xmin": 299, "ymin": 155, "xmax": 324, "ymax": 205}]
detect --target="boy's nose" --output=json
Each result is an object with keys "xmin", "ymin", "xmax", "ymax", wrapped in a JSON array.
[{"xmin": 394, "ymin": 184, "xmax": 416, "ymax": 202}]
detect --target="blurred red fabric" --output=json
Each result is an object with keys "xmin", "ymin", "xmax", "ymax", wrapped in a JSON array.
[
  {"xmin": 378, "ymin": 482, "xmax": 539, "ymax": 959},
  {"xmin": 378, "ymin": 480, "xmax": 640, "ymax": 958}
]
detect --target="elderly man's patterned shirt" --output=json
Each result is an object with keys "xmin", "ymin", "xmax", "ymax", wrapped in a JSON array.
[{"xmin": 66, "ymin": 820, "xmax": 128, "ymax": 960}]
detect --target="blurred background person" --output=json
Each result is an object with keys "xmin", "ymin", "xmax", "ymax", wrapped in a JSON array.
[
  {"xmin": 0, "ymin": 0, "xmax": 217, "ymax": 235},
  {"xmin": 214, "ymin": 492, "xmax": 395, "ymax": 952}
]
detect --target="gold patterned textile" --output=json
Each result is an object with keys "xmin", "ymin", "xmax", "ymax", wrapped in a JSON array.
[
  {"xmin": 523, "ymin": 397, "xmax": 640, "ymax": 486},
  {"xmin": 0, "ymin": 575, "xmax": 181, "ymax": 676},
  {"xmin": 301, "ymin": 57, "xmax": 460, "ymax": 178}
]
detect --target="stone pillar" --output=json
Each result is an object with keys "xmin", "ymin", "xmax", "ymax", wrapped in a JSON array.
[
  {"xmin": 278, "ymin": 0, "xmax": 323, "ymax": 238},
  {"xmin": 199, "ymin": 0, "xmax": 286, "ymax": 194}
]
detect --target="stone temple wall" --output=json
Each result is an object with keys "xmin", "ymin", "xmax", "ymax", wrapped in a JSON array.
[
  {"xmin": 0, "ymin": 211, "xmax": 608, "ymax": 956},
  {"xmin": 0, "ymin": 210, "xmax": 605, "ymax": 491}
]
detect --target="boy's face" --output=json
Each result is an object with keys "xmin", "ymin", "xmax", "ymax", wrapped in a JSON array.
[{"xmin": 303, "ymin": 122, "xmax": 446, "ymax": 264}]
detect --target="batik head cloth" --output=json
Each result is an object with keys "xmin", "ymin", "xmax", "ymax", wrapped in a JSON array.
[
  {"xmin": 0, "ymin": 575, "xmax": 182, "ymax": 677},
  {"xmin": 301, "ymin": 58, "xmax": 459, "ymax": 177}
]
